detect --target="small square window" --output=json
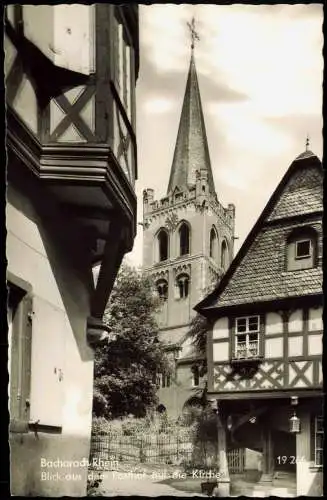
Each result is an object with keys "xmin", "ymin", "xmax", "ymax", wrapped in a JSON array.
[{"xmin": 295, "ymin": 240, "xmax": 312, "ymax": 259}]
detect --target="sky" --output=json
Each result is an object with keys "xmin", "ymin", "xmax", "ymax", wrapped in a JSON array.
[{"xmin": 125, "ymin": 3, "xmax": 323, "ymax": 268}]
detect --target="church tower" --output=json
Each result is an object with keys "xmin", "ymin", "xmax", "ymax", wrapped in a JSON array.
[{"xmin": 142, "ymin": 20, "xmax": 236, "ymax": 417}]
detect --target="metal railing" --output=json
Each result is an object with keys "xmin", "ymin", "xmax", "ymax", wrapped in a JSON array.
[{"xmin": 90, "ymin": 431, "xmax": 245, "ymax": 473}]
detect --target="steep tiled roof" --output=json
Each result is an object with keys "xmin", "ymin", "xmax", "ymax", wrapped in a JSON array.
[
  {"xmin": 195, "ymin": 151, "xmax": 323, "ymax": 312},
  {"xmin": 217, "ymin": 224, "xmax": 323, "ymax": 307},
  {"xmin": 295, "ymin": 149, "xmax": 316, "ymax": 161},
  {"xmin": 167, "ymin": 52, "xmax": 216, "ymax": 195},
  {"xmin": 267, "ymin": 163, "xmax": 322, "ymax": 221}
]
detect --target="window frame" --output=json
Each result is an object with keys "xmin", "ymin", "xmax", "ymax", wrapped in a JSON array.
[
  {"xmin": 295, "ymin": 239, "xmax": 312, "ymax": 260},
  {"xmin": 286, "ymin": 227, "xmax": 318, "ymax": 271},
  {"xmin": 191, "ymin": 366, "xmax": 200, "ymax": 387},
  {"xmin": 221, "ymin": 239, "xmax": 228, "ymax": 269},
  {"xmin": 234, "ymin": 315, "xmax": 260, "ymax": 360},
  {"xmin": 176, "ymin": 273, "xmax": 190, "ymax": 300},
  {"xmin": 156, "ymin": 279, "xmax": 168, "ymax": 301},
  {"xmin": 114, "ymin": 10, "xmax": 134, "ymax": 123},
  {"xmin": 157, "ymin": 229, "xmax": 169, "ymax": 262},
  {"xmin": 313, "ymin": 415, "xmax": 324, "ymax": 467},
  {"xmin": 179, "ymin": 223, "xmax": 190, "ymax": 257},
  {"xmin": 160, "ymin": 373, "xmax": 171, "ymax": 388},
  {"xmin": 7, "ymin": 273, "xmax": 33, "ymax": 433},
  {"xmin": 210, "ymin": 227, "xmax": 218, "ymax": 260}
]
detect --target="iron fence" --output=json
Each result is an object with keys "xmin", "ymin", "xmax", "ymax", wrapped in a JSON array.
[
  {"xmin": 90, "ymin": 431, "xmax": 194, "ymax": 465},
  {"xmin": 90, "ymin": 431, "xmax": 245, "ymax": 472}
]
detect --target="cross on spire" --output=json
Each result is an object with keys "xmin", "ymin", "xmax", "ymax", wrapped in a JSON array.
[
  {"xmin": 187, "ymin": 17, "xmax": 200, "ymax": 51},
  {"xmin": 305, "ymin": 134, "xmax": 310, "ymax": 151}
]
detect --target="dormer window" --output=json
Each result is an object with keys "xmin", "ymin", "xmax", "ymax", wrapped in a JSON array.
[
  {"xmin": 286, "ymin": 227, "xmax": 318, "ymax": 271},
  {"xmin": 295, "ymin": 240, "xmax": 312, "ymax": 259}
]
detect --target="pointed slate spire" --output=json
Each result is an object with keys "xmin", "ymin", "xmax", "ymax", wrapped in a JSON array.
[{"xmin": 167, "ymin": 23, "xmax": 216, "ymax": 195}]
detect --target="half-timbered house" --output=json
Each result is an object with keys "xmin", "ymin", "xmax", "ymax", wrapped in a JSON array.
[
  {"xmin": 195, "ymin": 148, "xmax": 323, "ymax": 496},
  {"xmin": 5, "ymin": 5, "xmax": 139, "ymax": 496}
]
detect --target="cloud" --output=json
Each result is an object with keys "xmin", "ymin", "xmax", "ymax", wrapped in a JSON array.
[
  {"xmin": 210, "ymin": 101, "xmax": 294, "ymax": 156},
  {"xmin": 218, "ymin": 167, "xmax": 249, "ymax": 191},
  {"xmin": 129, "ymin": 4, "xmax": 323, "ymax": 268},
  {"xmin": 144, "ymin": 97, "xmax": 176, "ymax": 114}
]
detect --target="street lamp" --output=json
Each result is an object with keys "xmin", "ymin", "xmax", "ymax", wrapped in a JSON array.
[
  {"xmin": 289, "ymin": 412, "xmax": 301, "ymax": 434},
  {"xmin": 289, "ymin": 396, "xmax": 301, "ymax": 434}
]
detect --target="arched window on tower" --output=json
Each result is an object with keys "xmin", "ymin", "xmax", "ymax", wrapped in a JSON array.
[
  {"xmin": 157, "ymin": 229, "xmax": 168, "ymax": 262},
  {"xmin": 221, "ymin": 240, "xmax": 228, "ymax": 270},
  {"xmin": 156, "ymin": 279, "xmax": 168, "ymax": 300},
  {"xmin": 179, "ymin": 223, "xmax": 190, "ymax": 256},
  {"xmin": 176, "ymin": 274, "xmax": 190, "ymax": 299},
  {"xmin": 210, "ymin": 227, "xmax": 218, "ymax": 261}
]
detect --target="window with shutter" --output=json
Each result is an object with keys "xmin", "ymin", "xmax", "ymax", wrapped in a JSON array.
[
  {"xmin": 7, "ymin": 280, "xmax": 32, "ymax": 433},
  {"xmin": 28, "ymin": 299, "xmax": 65, "ymax": 428}
]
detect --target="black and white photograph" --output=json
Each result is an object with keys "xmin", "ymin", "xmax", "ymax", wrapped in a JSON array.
[{"xmin": 4, "ymin": 3, "xmax": 323, "ymax": 497}]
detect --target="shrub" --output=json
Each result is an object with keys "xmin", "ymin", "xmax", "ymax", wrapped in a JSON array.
[
  {"xmin": 92, "ymin": 416, "xmax": 112, "ymax": 435},
  {"xmin": 87, "ymin": 476, "xmax": 103, "ymax": 496}
]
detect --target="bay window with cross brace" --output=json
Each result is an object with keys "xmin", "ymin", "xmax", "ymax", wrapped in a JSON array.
[{"xmin": 234, "ymin": 315, "xmax": 260, "ymax": 360}]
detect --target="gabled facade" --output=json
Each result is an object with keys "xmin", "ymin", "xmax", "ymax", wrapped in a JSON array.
[
  {"xmin": 196, "ymin": 150, "xmax": 323, "ymax": 496},
  {"xmin": 5, "ymin": 5, "xmax": 139, "ymax": 496},
  {"xmin": 142, "ymin": 46, "xmax": 235, "ymax": 418}
]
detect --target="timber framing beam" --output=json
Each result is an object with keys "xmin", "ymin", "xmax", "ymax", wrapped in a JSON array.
[{"xmin": 90, "ymin": 221, "xmax": 127, "ymax": 319}]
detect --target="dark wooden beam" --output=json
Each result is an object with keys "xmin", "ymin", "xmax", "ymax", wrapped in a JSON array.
[
  {"xmin": 264, "ymin": 210, "xmax": 323, "ymax": 228},
  {"xmin": 90, "ymin": 220, "xmax": 126, "ymax": 318},
  {"xmin": 201, "ymin": 293, "xmax": 323, "ymax": 319},
  {"xmin": 95, "ymin": 4, "xmax": 113, "ymax": 145},
  {"xmin": 261, "ymin": 426, "xmax": 274, "ymax": 480},
  {"xmin": 208, "ymin": 388, "xmax": 323, "ymax": 401}
]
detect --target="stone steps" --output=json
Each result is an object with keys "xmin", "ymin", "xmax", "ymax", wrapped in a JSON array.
[{"xmin": 230, "ymin": 475, "xmax": 297, "ymax": 498}]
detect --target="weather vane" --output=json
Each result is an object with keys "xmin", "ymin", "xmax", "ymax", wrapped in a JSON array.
[
  {"xmin": 187, "ymin": 17, "xmax": 200, "ymax": 51},
  {"xmin": 305, "ymin": 134, "xmax": 310, "ymax": 151}
]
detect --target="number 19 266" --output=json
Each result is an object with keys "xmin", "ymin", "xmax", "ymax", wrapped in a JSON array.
[{"xmin": 276, "ymin": 456, "xmax": 305, "ymax": 465}]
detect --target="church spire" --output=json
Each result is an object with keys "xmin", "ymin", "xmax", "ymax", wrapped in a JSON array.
[{"xmin": 167, "ymin": 19, "xmax": 216, "ymax": 196}]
